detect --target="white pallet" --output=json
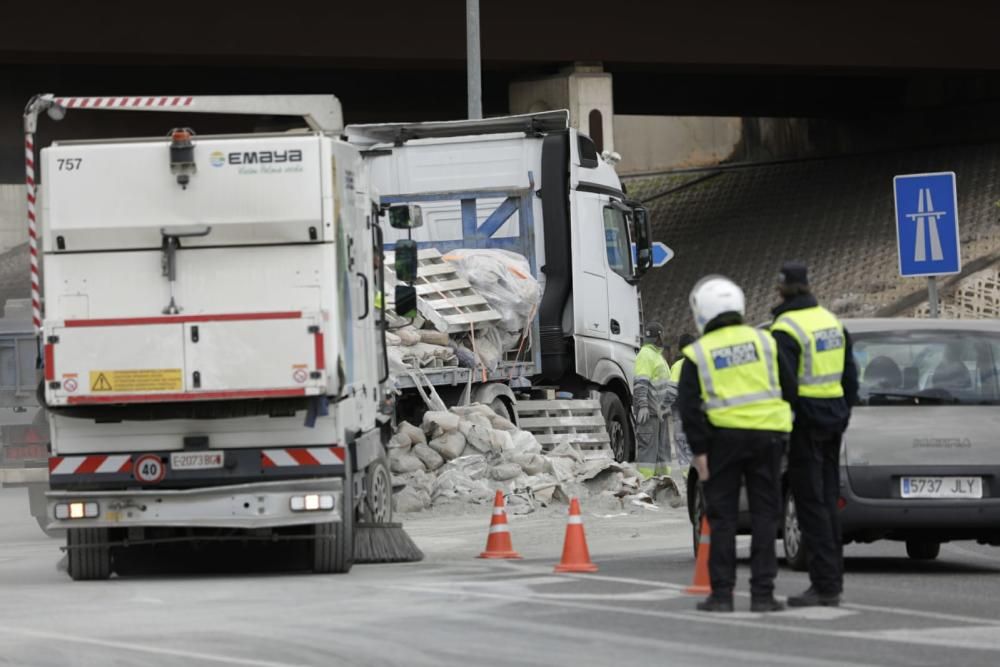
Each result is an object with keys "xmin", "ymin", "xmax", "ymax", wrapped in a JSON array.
[
  {"xmin": 385, "ymin": 248, "xmax": 501, "ymax": 333},
  {"xmin": 514, "ymin": 399, "xmax": 612, "ymax": 457}
]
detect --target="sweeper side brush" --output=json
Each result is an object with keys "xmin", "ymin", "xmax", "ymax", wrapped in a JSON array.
[{"xmin": 354, "ymin": 522, "xmax": 424, "ymax": 564}]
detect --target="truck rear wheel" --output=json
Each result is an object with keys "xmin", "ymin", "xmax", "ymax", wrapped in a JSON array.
[
  {"xmin": 363, "ymin": 458, "xmax": 393, "ymax": 524},
  {"xmin": 489, "ymin": 397, "xmax": 515, "ymax": 423},
  {"xmin": 313, "ymin": 490, "xmax": 354, "ymax": 574},
  {"xmin": 600, "ymin": 391, "xmax": 632, "ymax": 462},
  {"xmin": 67, "ymin": 527, "xmax": 112, "ymax": 580}
]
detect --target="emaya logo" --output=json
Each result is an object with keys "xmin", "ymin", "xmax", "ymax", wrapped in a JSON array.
[{"xmin": 209, "ymin": 151, "xmax": 226, "ymax": 167}]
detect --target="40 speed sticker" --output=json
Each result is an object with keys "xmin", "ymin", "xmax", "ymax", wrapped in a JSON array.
[{"xmin": 134, "ymin": 454, "xmax": 166, "ymax": 483}]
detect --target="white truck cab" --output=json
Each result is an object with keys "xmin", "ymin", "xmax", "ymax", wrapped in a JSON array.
[{"xmin": 348, "ymin": 112, "xmax": 653, "ymax": 460}]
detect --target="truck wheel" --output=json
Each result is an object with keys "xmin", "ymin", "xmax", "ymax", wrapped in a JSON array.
[
  {"xmin": 906, "ymin": 540, "xmax": 940, "ymax": 560},
  {"xmin": 314, "ymin": 490, "xmax": 354, "ymax": 574},
  {"xmin": 489, "ymin": 397, "xmax": 515, "ymax": 423},
  {"xmin": 783, "ymin": 489, "xmax": 808, "ymax": 571},
  {"xmin": 600, "ymin": 391, "xmax": 631, "ymax": 462},
  {"xmin": 363, "ymin": 458, "xmax": 393, "ymax": 524},
  {"xmin": 67, "ymin": 528, "xmax": 112, "ymax": 580}
]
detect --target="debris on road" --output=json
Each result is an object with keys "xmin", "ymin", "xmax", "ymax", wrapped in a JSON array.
[{"xmin": 390, "ymin": 403, "xmax": 680, "ymax": 515}]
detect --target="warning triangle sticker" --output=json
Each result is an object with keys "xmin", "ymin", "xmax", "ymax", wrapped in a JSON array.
[{"xmin": 91, "ymin": 373, "xmax": 113, "ymax": 392}]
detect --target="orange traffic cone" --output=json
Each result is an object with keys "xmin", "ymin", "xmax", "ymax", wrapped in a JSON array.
[
  {"xmin": 554, "ymin": 497, "xmax": 599, "ymax": 573},
  {"xmin": 685, "ymin": 515, "xmax": 712, "ymax": 594},
  {"xmin": 478, "ymin": 490, "xmax": 522, "ymax": 559}
]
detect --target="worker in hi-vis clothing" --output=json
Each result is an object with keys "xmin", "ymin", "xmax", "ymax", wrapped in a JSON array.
[
  {"xmin": 677, "ymin": 275, "xmax": 796, "ymax": 613},
  {"xmin": 632, "ymin": 322, "xmax": 676, "ymax": 479},
  {"xmin": 770, "ymin": 261, "xmax": 858, "ymax": 608},
  {"xmin": 670, "ymin": 332, "xmax": 696, "ymax": 479}
]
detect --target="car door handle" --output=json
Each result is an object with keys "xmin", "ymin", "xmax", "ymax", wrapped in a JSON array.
[{"xmin": 610, "ymin": 319, "xmax": 620, "ymax": 334}]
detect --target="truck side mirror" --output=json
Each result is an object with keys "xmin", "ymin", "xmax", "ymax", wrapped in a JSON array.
[
  {"xmin": 394, "ymin": 285, "xmax": 418, "ymax": 319},
  {"xmin": 387, "ymin": 204, "xmax": 423, "ymax": 230},
  {"xmin": 631, "ymin": 205, "xmax": 652, "ymax": 276},
  {"xmin": 394, "ymin": 239, "xmax": 419, "ymax": 284}
]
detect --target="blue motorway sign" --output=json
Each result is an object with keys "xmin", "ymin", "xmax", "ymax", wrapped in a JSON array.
[
  {"xmin": 651, "ymin": 242, "xmax": 673, "ymax": 268},
  {"xmin": 893, "ymin": 172, "xmax": 961, "ymax": 277},
  {"xmin": 632, "ymin": 242, "xmax": 674, "ymax": 268}
]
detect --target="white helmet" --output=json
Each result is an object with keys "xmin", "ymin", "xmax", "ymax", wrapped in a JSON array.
[{"xmin": 689, "ymin": 275, "xmax": 745, "ymax": 333}]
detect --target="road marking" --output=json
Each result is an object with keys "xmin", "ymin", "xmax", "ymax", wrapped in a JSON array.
[
  {"xmin": 452, "ymin": 603, "xmax": 875, "ymax": 667},
  {"xmin": 849, "ymin": 625, "xmax": 1000, "ymax": 652},
  {"xmin": 0, "ymin": 625, "xmax": 303, "ymax": 667},
  {"xmin": 523, "ymin": 564, "xmax": 1000, "ymax": 628},
  {"xmin": 727, "ymin": 607, "xmax": 854, "ymax": 621},
  {"xmin": 842, "ymin": 602, "xmax": 1000, "ymax": 627},
  {"xmin": 392, "ymin": 582, "xmax": 1000, "ymax": 653},
  {"xmin": 534, "ymin": 589, "xmax": 684, "ymax": 602}
]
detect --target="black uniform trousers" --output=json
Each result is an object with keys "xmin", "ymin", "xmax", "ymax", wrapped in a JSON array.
[
  {"xmin": 703, "ymin": 430, "xmax": 785, "ymax": 599},
  {"xmin": 788, "ymin": 426, "xmax": 843, "ymax": 595}
]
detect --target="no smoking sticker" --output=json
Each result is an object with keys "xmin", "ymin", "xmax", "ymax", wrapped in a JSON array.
[
  {"xmin": 293, "ymin": 369, "xmax": 308, "ymax": 384},
  {"xmin": 134, "ymin": 454, "xmax": 166, "ymax": 483},
  {"xmin": 63, "ymin": 377, "xmax": 78, "ymax": 393}
]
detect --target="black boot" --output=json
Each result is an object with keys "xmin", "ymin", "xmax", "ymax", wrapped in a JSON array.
[
  {"xmin": 750, "ymin": 596, "xmax": 785, "ymax": 613},
  {"xmin": 787, "ymin": 587, "xmax": 840, "ymax": 607},
  {"xmin": 696, "ymin": 596, "xmax": 734, "ymax": 612}
]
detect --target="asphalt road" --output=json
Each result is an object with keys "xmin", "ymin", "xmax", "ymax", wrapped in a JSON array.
[{"xmin": 2, "ymin": 487, "xmax": 1000, "ymax": 667}]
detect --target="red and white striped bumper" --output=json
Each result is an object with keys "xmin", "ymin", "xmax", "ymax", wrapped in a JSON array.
[
  {"xmin": 261, "ymin": 447, "xmax": 345, "ymax": 468},
  {"xmin": 49, "ymin": 454, "xmax": 131, "ymax": 476},
  {"xmin": 47, "ymin": 447, "xmax": 348, "ymax": 490}
]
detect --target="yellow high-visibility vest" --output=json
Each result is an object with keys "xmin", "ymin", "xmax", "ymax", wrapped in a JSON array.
[
  {"xmin": 635, "ymin": 344, "xmax": 671, "ymax": 382},
  {"xmin": 683, "ymin": 325, "xmax": 792, "ymax": 433},
  {"xmin": 670, "ymin": 358, "xmax": 684, "ymax": 383},
  {"xmin": 771, "ymin": 306, "xmax": 846, "ymax": 399}
]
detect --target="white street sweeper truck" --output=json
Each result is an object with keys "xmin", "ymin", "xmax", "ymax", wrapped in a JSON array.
[{"xmin": 24, "ymin": 94, "xmax": 419, "ymax": 579}]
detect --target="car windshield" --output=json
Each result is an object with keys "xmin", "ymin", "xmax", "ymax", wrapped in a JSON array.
[{"xmin": 853, "ymin": 329, "xmax": 1000, "ymax": 405}]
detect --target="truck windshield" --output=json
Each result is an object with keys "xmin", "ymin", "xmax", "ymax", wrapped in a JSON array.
[
  {"xmin": 602, "ymin": 205, "xmax": 632, "ymax": 280},
  {"xmin": 854, "ymin": 329, "xmax": 1000, "ymax": 405}
]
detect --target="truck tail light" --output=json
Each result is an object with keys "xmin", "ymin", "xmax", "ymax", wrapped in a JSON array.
[
  {"xmin": 290, "ymin": 494, "xmax": 334, "ymax": 512},
  {"xmin": 55, "ymin": 501, "xmax": 99, "ymax": 520}
]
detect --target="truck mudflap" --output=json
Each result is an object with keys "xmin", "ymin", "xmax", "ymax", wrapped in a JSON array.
[
  {"xmin": 45, "ymin": 477, "xmax": 344, "ymax": 531},
  {"xmin": 48, "ymin": 446, "xmax": 347, "ymax": 490}
]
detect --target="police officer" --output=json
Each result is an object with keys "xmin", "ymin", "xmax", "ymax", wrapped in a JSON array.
[
  {"xmin": 670, "ymin": 333, "xmax": 696, "ymax": 478},
  {"xmin": 771, "ymin": 262, "xmax": 858, "ymax": 607},
  {"xmin": 677, "ymin": 275, "xmax": 796, "ymax": 613},
  {"xmin": 633, "ymin": 322, "xmax": 675, "ymax": 479}
]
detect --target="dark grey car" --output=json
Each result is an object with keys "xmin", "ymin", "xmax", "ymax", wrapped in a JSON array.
[{"xmin": 687, "ymin": 317, "xmax": 1000, "ymax": 567}]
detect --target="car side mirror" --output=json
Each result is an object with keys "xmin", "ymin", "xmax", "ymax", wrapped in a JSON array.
[
  {"xmin": 387, "ymin": 204, "xmax": 423, "ymax": 230},
  {"xmin": 394, "ymin": 285, "xmax": 418, "ymax": 319},
  {"xmin": 394, "ymin": 239, "xmax": 419, "ymax": 283}
]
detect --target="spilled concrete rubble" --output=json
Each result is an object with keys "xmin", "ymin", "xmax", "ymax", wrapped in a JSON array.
[{"xmin": 390, "ymin": 403, "xmax": 682, "ymax": 516}]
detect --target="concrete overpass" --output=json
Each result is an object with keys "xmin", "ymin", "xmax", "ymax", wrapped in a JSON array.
[
  {"xmin": 3, "ymin": 2, "xmax": 1000, "ymax": 176},
  {"xmin": 4, "ymin": 1, "xmax": 1000, "ymax": 328}
]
